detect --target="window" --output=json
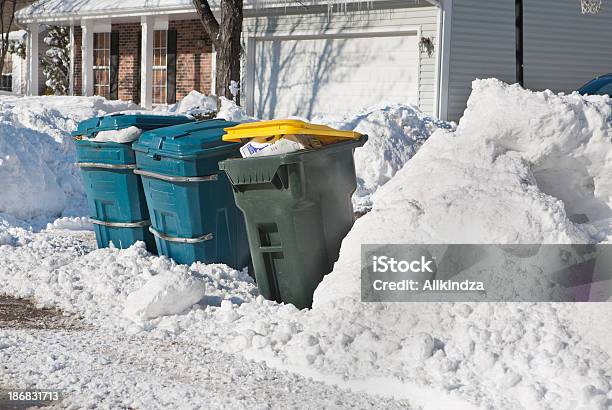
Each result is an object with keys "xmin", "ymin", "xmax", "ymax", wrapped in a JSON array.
[
  {"xmin": 93, "ymin": 33, "xmax": 111, "ymax": 98},
  {"xmin": 152, "ymin": 30, "xmax": 167, "ymax": 104},
  {"xmin": 0, "ymin": 52, "xmax": 12, "ymax": 92}
]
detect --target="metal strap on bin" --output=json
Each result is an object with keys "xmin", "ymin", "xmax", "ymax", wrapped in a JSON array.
[
  {"xmin": 90, "ymin": 218, "xmax": 151, "ymax": 228},
  {"xmin": 134, "ymin": 169, "xmax": 218, "ymax": 183},
  {"xmin": 149, "ymin": 226, "xmax": 214, "ymax": 243},
  {"xmin": 77, "ymin": 162, "xmax": 137, "ymax": 170}
]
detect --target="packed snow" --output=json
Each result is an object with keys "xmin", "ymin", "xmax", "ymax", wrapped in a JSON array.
[{"xmin": 1, "ymin": 81, "xmax": 611, "ymax": 409}]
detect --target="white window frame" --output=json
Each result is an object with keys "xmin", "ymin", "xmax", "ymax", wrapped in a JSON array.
[
  {"xmin": 152, "ymin": 29, "xmax": 167, "ymax": 105},
  {"xmin": 92, "ymin": 32, "xmax": 111, "ymax": 99}
]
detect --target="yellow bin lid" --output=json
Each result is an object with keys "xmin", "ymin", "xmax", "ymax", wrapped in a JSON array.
[{"xmin": 222, "ymin": 119, "xmax": 362, "ymax": 142}]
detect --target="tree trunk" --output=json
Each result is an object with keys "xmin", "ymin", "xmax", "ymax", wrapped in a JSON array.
[
  {"xmin": 215, "ymin": 0, "xmax": 243, "ymax": 102},
  {"xmin": 192, "ymin": 0, "xmax": 243, "ymax": 104}
]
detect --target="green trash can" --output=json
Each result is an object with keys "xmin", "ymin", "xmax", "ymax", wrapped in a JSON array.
[{"xmin": 219, "ymin": 122, "xmax": 367, "ymax": 309}]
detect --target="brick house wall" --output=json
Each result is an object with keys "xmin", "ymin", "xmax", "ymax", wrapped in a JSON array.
[
  {"xmin": 72, "ymin": 27, "xmax": 82, "ymax": 96},
  {"xmin": 112, "ymin": 22, "xmax": 140, "ymax": 102},
  {"xmin": 70, "ymin": 19, "xmax": 213, "ymax": 103},
  {"xmin": 169, "ymin": 19, "xmax": 213, "ymax": 101}
]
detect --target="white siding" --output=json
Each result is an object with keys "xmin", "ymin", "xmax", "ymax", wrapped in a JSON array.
[
  {"xmin": 446, "ymin": 0, "xmax": 516, "ymax": 121},
  {"xmin": 524, "ymin": 0, "xmax": 612, "ymax": 92},
  {"xmin": 243, "ymin": 2, "xmax": 439, "ymax": 117}
]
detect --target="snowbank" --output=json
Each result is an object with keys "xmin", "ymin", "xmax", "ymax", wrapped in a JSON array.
[
  {"xmin": 168, "ymin": 90, "xmax": 217, "ymax": 117},
  {"xmin": 294, "ymin": 79, "xmax": 612, "ymax": 407},
  {"xmin": 316, "ymin": 79, "xmax": 612, "ymax": 306},
  {"xmin": 314, "ymin": 103, "xmax": 453, "ymax": 211},
  {"xmin": 0, "ymin": 95, "xmax": 136, "ymax": 225}
]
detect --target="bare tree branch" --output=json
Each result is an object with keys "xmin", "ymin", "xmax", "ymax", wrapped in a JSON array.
[{"xmin": 191, "ymin": 0, "xmax": 221, "ymax": 48}]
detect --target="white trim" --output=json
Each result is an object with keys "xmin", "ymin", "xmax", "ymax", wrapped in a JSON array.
[
  {"xmin": 249, "ymin": 23, "xmax": 421, "ymax": 39},
  {"xmin": 153, "ymin": 16, "xmax": 169, "ymax": 30},
  {"xmin": 26, "ymin": 23, "xmax": 39, "ymax": 96},
  {"xmin": 210, "ymin": 44, "xmax": 216, "ymax": 95},
  {"xmin": 91, "ymin": 20, "xmax": 112, "ymax": 33},
  {"xmin": 437, "ymin": 0, "xmax": 452, "ymax": 121},
  {"xmin": 432, "ymin": 0, "xmax": 442, "ymax": 118},
  {"xmin": 140, "ymin": 16, "xmax": 153, "ymax": 109},
  {"xmin": 415, "ymin": 25, "xmax": 422, "ymax": 108},
  {"xmin": 81, "ymin": 20, "xmax": 94, "ymax": 96},
  {"xmin": 17, "ymin": 6, "xmax": 196, "ymax": 24},
  {"xmin": 245, "ymin": 37, "xmax": 255, "ymax": 114}
]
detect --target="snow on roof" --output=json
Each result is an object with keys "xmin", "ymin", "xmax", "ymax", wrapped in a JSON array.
[
  {"xmin": 16, "ymin": 0, "xmax": 408, "ymax": 22},
  {"xmin": 17, "ymin": 0, "xmax": 194, "ymax": 20}
]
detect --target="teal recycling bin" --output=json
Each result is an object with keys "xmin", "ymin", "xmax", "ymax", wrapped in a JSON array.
[
  {"xmin": 132, "ymin": 119, "xmax": 251, "ymax": 269},
  {"xmin": 74, "ymin": 114, "xmax": 194, "ymax": 251}
]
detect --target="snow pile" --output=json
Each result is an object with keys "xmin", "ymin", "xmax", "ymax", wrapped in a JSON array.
[
  {"xmin": 0, "ymin": 95, "xmax": 136, "ymax": 225},
  {"xmin": 215, "ymin": 97, "xmax": 257, "ymax": 122},
  {"xmin": 124, "ymin": 270, "xmax": 207, "ymax": 321},
  {"xmin": 87, "ymin": 125, "xmax": 142, "ymax": 143},
  {"xmin": 314, "ymin": 103, "xmax": 454, "ymax": 211},
  {"xmin": 169, "ymin": 90, "xmax": 217, "ymax": 117},
  {"xmin": 316, "ymin": 79, "xmax": 612, "ymax": 306}
]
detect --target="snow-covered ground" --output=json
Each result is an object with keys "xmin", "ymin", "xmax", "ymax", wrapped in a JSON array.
[{"xmin": 1, "ymin": 81, "xmax": 611, "ymax": 409}]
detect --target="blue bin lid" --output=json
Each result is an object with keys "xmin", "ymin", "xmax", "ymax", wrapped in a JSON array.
[
  {"xmin": 132, "ymin": 119, "xmax": 240, "ymax": 158},
  {"xmin": 72, "ymin": 113, "xmax": 194, "ymax": 138}
]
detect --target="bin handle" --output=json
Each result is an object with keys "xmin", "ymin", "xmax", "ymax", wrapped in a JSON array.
[
  {"xmin": 90, "ymin": 218, "xmax": 150, "ymax": 228},
  {"xmin": 149, "ymin": 226, "xmax": 215, "ymax": 243},
  {"xmin": 134, "ymin": 169, "xmax": 218, "ymax": 183},
  {"xmin": 77, "ymin": 162, "xmax": 137, "ymax": 170}
]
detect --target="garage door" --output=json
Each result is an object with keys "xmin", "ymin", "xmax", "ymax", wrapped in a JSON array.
[{"xmin": 250, "ymin": 33, "xmax": 420, "ymax": 119}]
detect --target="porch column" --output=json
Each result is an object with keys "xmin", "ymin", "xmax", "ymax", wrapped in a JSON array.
[
  {"xmin": 140, "ymin": 16, "xmax": 153, "ymax": 109},
  {"xmin": 81, "ymin": 20, "xmax": 94, "ymax": 96},
  {"xmin": 26, "ymin": 23, "xmax": 39, "ymax": 96}
]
